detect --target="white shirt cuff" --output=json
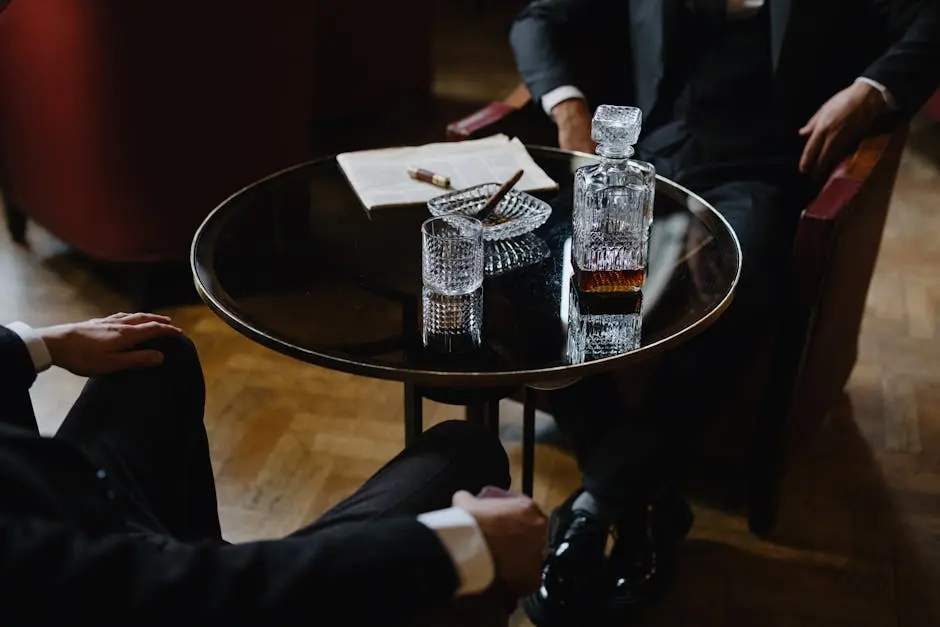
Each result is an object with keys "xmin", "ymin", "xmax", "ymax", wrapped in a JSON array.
[
  {"xmin": 417, "ymin": 507, "xmax": 494, "ymax": 596},
  {"xmin": 5, "ymin": 322, "xmax": 52, "ymax": 373},
  {"xmin": 541, "ymin": 85, "xmax": 587, "ymax": 117},
  {"xmin": 856, "ymin": 77, "xmax": 897, "ymax": 111},
  {"xmin": 726, "ymin": 0, "xmax": 764, "ymax": 18}
]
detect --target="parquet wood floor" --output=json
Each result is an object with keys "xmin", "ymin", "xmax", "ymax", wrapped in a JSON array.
[{"xmin": 3, "ymin": 3, "xmax": 940, "ymax": 624}]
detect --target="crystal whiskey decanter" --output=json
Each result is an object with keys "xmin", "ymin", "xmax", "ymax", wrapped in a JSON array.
[{"xmin": 572, "ymin": 105, "xmax": 655, "ymax": 293}]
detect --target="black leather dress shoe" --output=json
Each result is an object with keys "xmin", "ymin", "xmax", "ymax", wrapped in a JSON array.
[
  {"xmin": 522, "ymin": 491, "xmax": 609, "ymax": 626},
  {"xmin": 604, "ymin": 493, "xmax": 694, "ymax": 616}
]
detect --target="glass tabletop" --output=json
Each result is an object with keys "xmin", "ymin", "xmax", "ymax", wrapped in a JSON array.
[{"xmin": 192, "ymin": 146, "xmax": 741, "ymax": 388}]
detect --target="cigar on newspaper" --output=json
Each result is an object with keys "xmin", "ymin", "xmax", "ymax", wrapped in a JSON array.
[{"xmin": 407, "ymin": 166, "xmax": 452, "ymax": 190}]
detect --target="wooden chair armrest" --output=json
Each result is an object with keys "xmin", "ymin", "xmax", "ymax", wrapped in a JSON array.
[
  {"xmin": 446, "ymin": 84, "xmax": 532, "ymax": 140},
  {"xmin": 802, "ymin": 125, "xmax": 907, "ymax": 222},
  {"xmin": 792, "ymin": 121, "xmax": 909, "ymax": 308}
]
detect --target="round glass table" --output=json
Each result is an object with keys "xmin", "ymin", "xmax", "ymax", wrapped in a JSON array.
[{"xmin": 191, "ymin": 146, "xmax": 741, "ymax": 492}]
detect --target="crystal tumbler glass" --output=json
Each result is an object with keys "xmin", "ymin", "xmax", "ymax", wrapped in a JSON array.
[{"xmin": 421, "ymin": 215, "xmax": 484, "ymax": 295}]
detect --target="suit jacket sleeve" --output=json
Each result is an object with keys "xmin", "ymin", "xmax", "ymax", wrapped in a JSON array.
[
  {"xmin": 509, "ymin": 0, "xmax": 615, "ymax": 104},
  {"xmin": 0, "ymin": 326, "xmax": 40, "ymax": 433},
  {"xmin": 0, "ymin": 326, "xmax": 38, "ymax": 396},
  {"xmin": 864, "ymin": 0, "xmax": 940, "ymax": 116},
  {"xmin": 0, "ymin": 514, "xmax": 460, "ymax": 624}
]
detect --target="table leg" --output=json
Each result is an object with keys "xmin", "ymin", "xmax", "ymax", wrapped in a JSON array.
[
  {"xmin": 486, "ymin": 398, "xmax": 500, "ymax": 436},
  {"xmin": 465, "ymin": 403, "xmax": 486, "ymax": 427},
  {"xmin": 404, "ymin": 383, "xmax": 423, "ymax": 446},
  {"xmin": 465, "ymin": 401, "xmax": 499, "ymax": 435},
  {"xmin": 522, "ymin": 388, "xmax": 536, "ymax": 497}
]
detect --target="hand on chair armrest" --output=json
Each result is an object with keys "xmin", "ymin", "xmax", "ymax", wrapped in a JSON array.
[
  {"xmin": 792, "ymin": 121, "xmax": 908, "ymax": 308},
  {"xmin": 803, "ymin": 122, "xmax": 907, "ymax": 222}
]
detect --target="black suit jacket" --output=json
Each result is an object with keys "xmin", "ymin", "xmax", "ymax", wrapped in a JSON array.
[
  {"xmin": 0, "ymin": 326, "xmax": 458, "ymax": 625},
  {"xmin": 510, "ymin": 0, "xmax": 940, "ymax": 131}
]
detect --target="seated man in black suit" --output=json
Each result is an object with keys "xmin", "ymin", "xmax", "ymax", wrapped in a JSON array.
[
  {"xmin": 0, "ymin": 312, "xmax": 547, "ymax": 625},
  {"xmin": 509, "ymin": 0, "xmax": 940, "ymax": 624}
]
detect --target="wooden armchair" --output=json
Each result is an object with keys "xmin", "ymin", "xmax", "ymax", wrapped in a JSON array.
[{"xmin": 447, "ymin": 84, "xmax": 909, "ymax": 537}]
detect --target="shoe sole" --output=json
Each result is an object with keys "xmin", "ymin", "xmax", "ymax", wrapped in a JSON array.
[{"xmin": 523, "ymin": 591, "xmax": 604, "ymax": 627}]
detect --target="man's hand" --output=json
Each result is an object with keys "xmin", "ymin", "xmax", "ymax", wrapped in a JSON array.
[
  {"xmin": 37, "ymin": 312, "xmax": 183, "ymax": 376},
  {"xmin": 452, "ymin": 490, "xmax": 547, "ymax": 598},
  {"xmin": 552, "ymin": 99, "xmax": 596, "ymax": 154},
  {"xmin": 799, "ymin": 81, "xmax": 889, "ymax": 178}
]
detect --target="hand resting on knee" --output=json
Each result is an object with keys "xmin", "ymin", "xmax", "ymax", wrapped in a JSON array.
[{"xmin": 36, "ymin": 312, "xmax": 183, "ymax": 376}]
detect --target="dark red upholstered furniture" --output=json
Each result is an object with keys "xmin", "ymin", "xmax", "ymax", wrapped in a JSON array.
[
  {"xmin": 0, "ymin": 0, "xmax": 433, "ymax": 263},
  {"xmin": 752, "ymin": 122, "xmax": 907, "ymax": 534},
  {"xmin": 924, "ymin": 90, "xmax": 940, "ymax": 122},
  {"xmin": 449, "ymin": 85, "xmax": 908, "ymax": 536}
]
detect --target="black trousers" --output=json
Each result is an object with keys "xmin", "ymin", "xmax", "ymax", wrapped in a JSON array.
[
  {"xmin": 548, "ymin": 132, "xmax": 807, "ymax": 511},
  {"xmin": 53, "ymin": 335, "xmax": 510, "ymax": 543}
]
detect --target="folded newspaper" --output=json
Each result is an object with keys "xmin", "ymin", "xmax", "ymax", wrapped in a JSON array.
[{"xmin": 336, "ymin": 134, "xmax": 559, "ymax": 210}]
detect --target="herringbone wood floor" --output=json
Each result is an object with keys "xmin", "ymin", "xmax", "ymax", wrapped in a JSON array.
[{"xmin": 3, "ymin": 4, "xmax": 940, "ymax": 625}]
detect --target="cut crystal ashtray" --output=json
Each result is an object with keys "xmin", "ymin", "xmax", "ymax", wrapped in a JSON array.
[{"xmin": 427, "ymin": 183, "xmax": 552, "ymax": 241}]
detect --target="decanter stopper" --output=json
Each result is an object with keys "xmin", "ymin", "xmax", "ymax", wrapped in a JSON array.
[{"xmin": 591, "ymin": 105, "xmax": 642, "ymax": 151}]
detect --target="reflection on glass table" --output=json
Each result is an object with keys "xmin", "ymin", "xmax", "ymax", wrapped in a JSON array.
[
  {"xmin": 566, "ymin": 277, "xmax": 643, "ymax": 364},
  {"xmin": 484, "ymin": 233, "xmax": 550, "ymax": 278},
  {"xmin": 642, "ymin": 212, "xmax": 692, "ymax": 316},
  {"xmin": 422, "ymin": 286, "xmax": 483, "ymax": 354}
]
